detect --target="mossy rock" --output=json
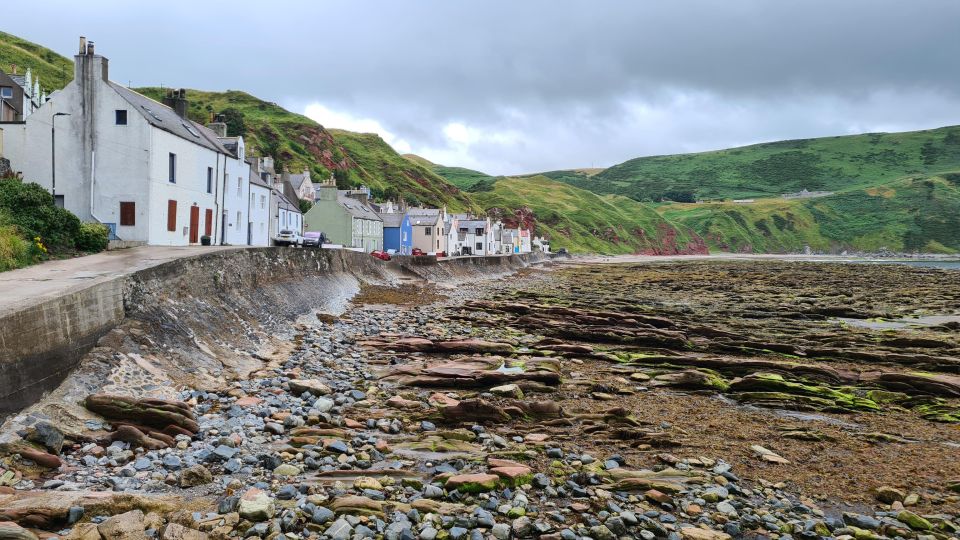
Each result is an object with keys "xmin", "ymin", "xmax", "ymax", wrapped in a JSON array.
[
  {"xmin": 866, "ymin": 389, "xmax": 909, "ymax": 403},
  {"xmin": 897, "ymin": 510, "xmax": 932, "ymax": 531},
  {"xmin": 729, "ymin": 373, "xmax": 880, "ymax": 412}
]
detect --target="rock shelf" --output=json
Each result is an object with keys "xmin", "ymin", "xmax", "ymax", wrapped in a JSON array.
[{"xmin": 0, "ymin": 260, "xmax": 957, "ymax": 540}]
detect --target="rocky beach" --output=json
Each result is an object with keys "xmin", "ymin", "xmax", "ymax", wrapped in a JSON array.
[{"xmin": 0, "ymin": 258, "xmax": 958, "ymax": 540}]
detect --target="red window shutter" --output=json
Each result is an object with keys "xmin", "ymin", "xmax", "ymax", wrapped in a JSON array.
[
  {"xmin": 167, "ymin": 200, "xmax": 177, "ymax": 231},
  {"xmin": 205, "ymin": 209, "xmax": 213, "ymax": 236},
  {"xmin": 119, "ymin": 202, "xmax": 135, "ymax": 226}
]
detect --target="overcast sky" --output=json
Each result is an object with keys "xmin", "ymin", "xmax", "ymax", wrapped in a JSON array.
[{"xmin": 5, "ymin": 1, "xmax": 960, "ymax": 175}]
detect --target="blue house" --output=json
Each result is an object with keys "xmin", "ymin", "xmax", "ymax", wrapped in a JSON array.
[{"xmin": 380, "ymin": 212, "xmax": 412, "ymax": 254}]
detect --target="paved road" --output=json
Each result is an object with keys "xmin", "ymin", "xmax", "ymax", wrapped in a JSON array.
[{"xmin": 0, "ymin": 246, "xmax": 243, "ymax": 317}]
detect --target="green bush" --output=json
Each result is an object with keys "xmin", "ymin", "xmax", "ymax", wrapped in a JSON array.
[
  {"xmin": 0, "ymin": 180, "xmax": 81, "ymax": 250},
  {"xmin": 75, "ymin": 222, "xmax": 109, "ymax": 252},
  {"xmin": 0, "ymin": 225, "xmax": 32, "ymax": 271}
]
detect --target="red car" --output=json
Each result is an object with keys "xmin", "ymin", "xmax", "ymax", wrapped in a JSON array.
[
  {"xmin": 412, "ymin": 248, "xmax": 425, "ymax": 256},
  {"xmin": 370, "ymin": 250, "xmax": 392, "ymax": 261}
]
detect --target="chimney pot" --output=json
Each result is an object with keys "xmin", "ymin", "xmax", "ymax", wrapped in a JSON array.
[{"xmin": 79, "ymin": 36, "xmax": 87, "ymax": 55}]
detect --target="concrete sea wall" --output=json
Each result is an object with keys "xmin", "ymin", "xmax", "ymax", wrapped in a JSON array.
[{"xmin": 0, "ymin": 248, "xmax": 549, "ymax": 417}]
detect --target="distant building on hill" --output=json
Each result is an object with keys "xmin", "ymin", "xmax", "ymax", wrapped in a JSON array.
[{"xmin": 0, "ymin": 65, "xmax": 48, "ymax": 122}]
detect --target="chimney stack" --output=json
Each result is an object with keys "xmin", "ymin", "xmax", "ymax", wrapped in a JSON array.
[
  {"xmin": 163, "ymin": 88, "xmax": 189, "ymax": 119},
  {"xmin": 74, "ymin": 36, "xmax": 109, "ymax": 83}
]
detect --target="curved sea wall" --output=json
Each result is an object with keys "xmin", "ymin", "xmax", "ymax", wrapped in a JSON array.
[{"xmin": 0, "ymin": 248, "xmax": 550, "ymax": 421}]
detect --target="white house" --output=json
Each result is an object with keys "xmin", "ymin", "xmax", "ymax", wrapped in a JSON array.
[
  {"xmin": 283, "ymin": 167, "xmax": 314, "ymax": 202},
  {"xmin": 2, "ymin": 38, "xmax": 239, "ymax": 246},
  {"xmin": 248, "ymin": 169, "xmax": 271, "ymax": 247},
  {"xmin": 449, "ymin": 216, "xmax": 492, "ymax": 256},
  {"xmin": 214, "ymin": 134, "xmax": 253, "ymax": 245}
]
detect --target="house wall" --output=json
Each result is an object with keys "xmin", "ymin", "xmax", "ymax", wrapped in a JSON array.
[
  {"xmin": 249, "ymin": 184, "xmax": 270, "ymax": 246},
  {"xmin": 3, "ymin": 53, "xmax": 224, "ymax": 246},
  {"xmin": 146, "ymin": 128, "xmax": 219, "ymax": 245},
  {"xmin": 2, "ymin": 61, "xmax": 159, "ymax": 241},
  {"xmin": 383, "ymin": 227, "xmax": 401, "ymax": 252},
  {"xmin": 400, "ymin": 216, "xmax": 413, "ymax": 254},
  {"xmin": 304, "ymin": 198, "xmax": 351, "ymax": 245},
  {"xmin": 411, "ymin": 220, "xmax": 445, "ymax": 253},
  {"xmin": 222, "ymin": 147, "xmax": 250, "ymax": 245},
  {"xmin": 353, "ymin": 217, "xmax": 383, "ymax": 252}
]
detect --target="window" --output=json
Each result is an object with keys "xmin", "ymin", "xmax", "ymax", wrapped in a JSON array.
[
  {"xmin": 206, "ymin": 167, "xmax": 213, "ymax": 194},
  {"xmin": 424, "ymin": 227, "xmax": 432, "ymax": 236},
  {"xmin": 476, "ymin": 242, "xmax": 483, "ymax": 251},
  {"xmin": 119, "ymin": 202, "xmax": 136, "ymax": 226},
  {"xmin": 260, "ymin": 195, "xmax": 266, "ymax": 209},
  {"xmin": 54, "ymin": 195, "xmax": 64, "ymax": 209},
  {"xmin": 236, "ymin": 211, "xmax": 242, "ymax": 228},
  {"xmin": 236, "ymin": 177, "xmax": 241, "ymax": 197},
  {"xmin": 115, "ymin": 110, "xmax": 127, "ymax": 125},
  {"xmin": 167, "ymin": 200, "xmax": 177, "ymax": 231},
  {"xmin": 168, "ymin": 153, "xmax": 177, "ymax": 183},
  {"xmin": 475, "ymin": 228, "xmax": 484, "ymax": 235},
  {"xmin": 0, "ymin": 86, "xmax": 12, "ymax": 99}
]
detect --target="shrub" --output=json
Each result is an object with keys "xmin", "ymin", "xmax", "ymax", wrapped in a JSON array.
[
  {"xmin": 75, "ymin": 222, "xmax": 109, "ymax": 252},
  {"xmin": 0, "ymin": 225, "xmax": 32, "ymax": 271},
  {"xmin": 0, "ymin": 180, "xmax": 81, "ymax": 250}
]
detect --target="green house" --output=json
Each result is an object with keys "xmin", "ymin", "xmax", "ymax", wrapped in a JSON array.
[{"xmin": 305, "ymin": 181, "xmax": 383, "ymax": 251}]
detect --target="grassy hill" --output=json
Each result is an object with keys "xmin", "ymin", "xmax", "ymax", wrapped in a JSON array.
[
  {"xmin": 657, "ymin": 172, "xmax": 960, "ymax": 253},
  {"xmin": 563, "ymin": 126, "xmax": 960, "ymax": 202},
  {"xmin": 0, "ymin": 31, "xmax": 73, "ymax": 91},
  {"xmin": 472, "ymin": 175, "xmax": 705, "ymax": 254},
  {"xmin": 402, "ymin": 155, "xmax": 494, "ymax": 191}
]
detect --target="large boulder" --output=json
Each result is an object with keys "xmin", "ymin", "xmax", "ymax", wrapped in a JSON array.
[
  {"xmin": 0, "ymin": 522, "xmax": 38, "ymax": 540},
  {"xmin": 84, "ymin": 395, "xmax": 198, "ymax": 433},
  {"xmin": 24, "ymin": 422, "xmax": 64, "ymax": 454},
  {"xmin": 97, "ymin": 510, "xmax": 146, "ymax": 540},
  {"xmin": 444, "ymin": 473, "xmax": 499, "ymax": 493},
  {"xmin": 161, "ymin": 523, "xmax": 208, "ymax": 540},
  {"xmin": 237, "ymin": 489, "xmax": 274, "ymax": 522},
  {"xmin": 288, "ymin": 379, "xmax": 332, "ymax": 396},
  {"xmin": 179, "ymin": 465, "xmax": 212, "ymax": 488}
]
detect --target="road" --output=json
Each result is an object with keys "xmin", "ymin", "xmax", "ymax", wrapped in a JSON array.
[{"xmin": 0, "ymin": 246, "xmax": 243, "ymax": 317}]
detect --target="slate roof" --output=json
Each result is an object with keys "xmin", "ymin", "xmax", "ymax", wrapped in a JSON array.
[
  {"xmin": 407, "ymin": 207, "xmax": 442, "ymax": 216},
  {"xmin": 288, "ymin": 173, "xmax": 310, "ymax": 190},
  {"xmin": 459, "ymin": 220, "xmax": 488, "ymax": 229},
  {"xmin": 108, "ymin": 83, "xmax": 229, "ymax": 154},
  {"xmin": 378, "ymin": 213, "xmax": 406, "ymax": 228},
  {"xmin": 409, "ymin": 214, "xmax": 440, "ymax": 227},
  {"xmin": 339, "ymin": 193, "xmax": 382, "ymax": 221}
]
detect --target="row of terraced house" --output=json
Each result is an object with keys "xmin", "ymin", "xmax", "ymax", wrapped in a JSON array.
[{"xmin": 0, "ymin": 37, "xmax": 544, "ymax": 255}]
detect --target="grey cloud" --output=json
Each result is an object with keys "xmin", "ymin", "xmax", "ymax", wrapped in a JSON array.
[{"xmin": 6, "ymin": 0, "xmax": 960, "ymax": 175}]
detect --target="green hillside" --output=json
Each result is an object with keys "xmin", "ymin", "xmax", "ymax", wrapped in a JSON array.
[
  {"xmin": 472, "ymin": 175, "xmax": 705, "ymax": 255},
  {"xmin": 328, "ymin": 131, "xmax": 479, "ymax": 212},
  {"xmin": 567, "ymin": 126, "xmax": 960, "ymax": 202},
  {"xmin": 657, "ymin": 172, "xmax": 960, "ymax": 253},
  {"xmin": 402, "ymin": 155, "xmax": 494, "ymax": 191},
  {"xmin": 0, "ymin": 31, "xmax": 73, "ymax": 91}
]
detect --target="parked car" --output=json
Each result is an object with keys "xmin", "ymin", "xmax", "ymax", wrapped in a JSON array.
[
  {"xmin": 302, "ymin": 231, "xmax": 325, "ymax": 248},
  {"xmin": 436, "ymin": 251, "xmax": 448, "ymax": 258},
  {"xmin": 370, "ymin": 250, "xmax": 392, "ymax": 261},
  {"xmin": 557, "ymin": 248, "xmax": 569, "ymax": 255},
  {"xmin": 412, "ymin": 248, "xmax": 425, "ymax": 256},
  {"xmin": 274, "ymin": 229, "xmax": 302, "ymax": 247}
]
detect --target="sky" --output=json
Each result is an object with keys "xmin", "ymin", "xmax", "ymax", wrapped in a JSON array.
[{"xmin": 5, "ymin": 1, "xmax": 960, "ymax": 176}]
